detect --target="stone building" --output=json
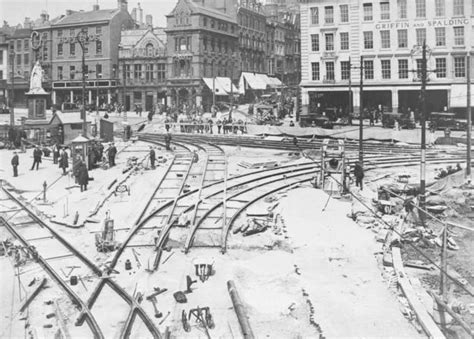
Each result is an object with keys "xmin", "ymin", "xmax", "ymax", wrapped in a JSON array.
[
  {"xmin": 47, "ymin": 0, "xmax": 134, "ymax": 108},
  {"xmin": 118, "ymin": 28, "xmax": 168, "ymax": 111},
  {"xmin": 0, "ymin": 31, "xmax": 9, "ymax": 105},
  {"xmin": 300, "ymin": 0, "xmax": 474, "ymax": 118},
  {"xmin": 165, "ymin": 0, "xmax": 239, "ymax": 112}
]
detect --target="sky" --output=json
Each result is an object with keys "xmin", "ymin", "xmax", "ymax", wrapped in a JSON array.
[{"xmin": 0, "ymin": 0, "xmax": 177, "ymax": 28}]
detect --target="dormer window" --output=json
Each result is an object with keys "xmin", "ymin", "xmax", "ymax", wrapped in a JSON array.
[{"xmin": 146, "ymin": 43, "xmax": 154, "ymax": 57}]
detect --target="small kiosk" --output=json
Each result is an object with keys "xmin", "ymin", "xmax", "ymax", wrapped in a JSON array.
[{"xmin": 71, "ymin": 135, "xmax": 91, "ymax": 172}]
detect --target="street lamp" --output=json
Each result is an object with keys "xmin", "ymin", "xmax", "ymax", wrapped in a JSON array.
[
  {"xmin": 76, "ymin": 30, "xmax": 89, "ymax": 137},
  {"xmin": 9, "ymin": 41, "xmax": 15, "ymax": 127}
]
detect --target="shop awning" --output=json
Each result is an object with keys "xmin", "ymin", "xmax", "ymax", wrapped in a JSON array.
[
  {"xmin": 450, "ymin": 84, "xmax": 474, "ymax": 107},
  {"xmin": 266, "ymin": 76, "xmax": 283, "ymax": 88},
  {"xmin": 240, "ymin": 72, "xmax": 267, "ymax": 90},
  {"xmin": 215, "ymin": 77, "xmax": 239, "ymax": 95},
  {"xmin": 202, "ymin": 77, "xmax": 228, "ymax": 96}
]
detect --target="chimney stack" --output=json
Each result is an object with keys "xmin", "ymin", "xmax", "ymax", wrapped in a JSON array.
[
  {"xmin": 138, "ymin": 3, "xmax": 143, "ymax": 26},
  {"xmin": 145, "ymin": 15, "xmax": 153, "ymax": 28},
  {"xmin": 93, "ymin": 4, "xmax": 100, "ymax": 11},
  {"xmin": 131, "ymin": 8, "xmax": 137, "ymax": 23},
  {"xmin": 66, "ymin": 9, "xmax": 73, "ymax": 16},
  {"xmin": 117, "ymin": 0, "xmax": 128, "ymax": 11},
  {"xmin": 24, "ymin": 17, "xmax": 32, "ymax": 29}
]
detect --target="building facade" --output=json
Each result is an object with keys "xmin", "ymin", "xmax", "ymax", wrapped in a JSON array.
[
  {"xmin": 165, "ymin": 0, "xmax": 239, "ymax": 112},
  {"xmin": 48, "ymin": 0, "xmax": 134, "ymax": 108},
  {"xmin": 300, "ymin": 0, "xmax": 474, "ymax": 118},
  {"xmin": 0, "ymin": 31, "xmax": 9, "ymax": 104},
  {"xmin": 118, "ymin": 28, "xmax": 167, "ymax": 111}
]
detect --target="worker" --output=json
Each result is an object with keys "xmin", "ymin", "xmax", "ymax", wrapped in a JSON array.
[
  {"xmin": 30, "ymin": 145, "xmax": 42, "ymax": 171},
  {"xmin": 52, "ymin": 143, "xmax": 60, "ymax": 164},
  {"xmin": 108, "ymin": 143, "xmax": 117, "ymax": 167},
  {"xmin": 165, "ymin": 133, "xmax": 172, "ymax": 151},
  {"xmin": 149, "ymin": 147, "xmax": 156, "ymax": 169},
  {"xmin": 354, "ymin": 161, "xmax": 364, "ymax": 190},
  {"xmin": 77, "ymin": 161, "xmax": 90, "ymax": 192},
  {"xmin": 11, "ymin": 151, "xmax": 19, "ymax": 177},
  {"xmin": 289, "ymin": 120, "xmax": 295, "ymax": 127},
  {"xmin": 59, "ymin": 148, "xmax": 69, "ymax": 175}
]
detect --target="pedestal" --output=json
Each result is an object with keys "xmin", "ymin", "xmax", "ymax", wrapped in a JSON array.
[{"xmin": 26, "ymin": 92, "xmax": 49, "ymax": 120}]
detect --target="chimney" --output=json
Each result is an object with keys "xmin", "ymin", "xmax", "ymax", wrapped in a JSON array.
[
  {"xmin": 24, "ymin": 17, "xmax": 32, "ymax": 29},
  {"xmin": 131, "ymin": 8, "xmax": 137, "ymax": 23},
  {"xmin": 40, "ymin": 11, "xmax": 49, "ymax": 22},
  {"xmin": 117, "ymin": 0, "xmax": 128, "ymax": 11},
  {"xmin": 66, "ymin": 9, "xmax": 74, "ymax": 16},
  {"xmin": 138, "ymin": 3, "xmax": 143, "ymax": 26},
  {"xmin": 145, "ymin": 15, "xmax": 153, "ymax": 28},
  {"xmin": 93, "ymin": 4, "xmax": 100, "ymax": 11}
]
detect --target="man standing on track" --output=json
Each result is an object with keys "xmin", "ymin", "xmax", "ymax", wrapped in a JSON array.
[
  {"xmin": 11, "ymin": 152, "xmax": 19, "ymax": 177},
  {"xmin": 108, "ymin": 143, "xmax": 117, "ymax": 167},
  {"xmin": 165, "ymin": 133, "xmax": 172, "ymax": 151},
  {"xmin": 354, "ymin": 161, "xmax": 364, "ymax": 190}
]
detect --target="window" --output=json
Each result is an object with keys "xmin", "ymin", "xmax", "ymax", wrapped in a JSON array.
[
  {"xmin": 70, "ymin": 43, "xmax": 75, "ymax": 56},
  {"xmin": 415, "ymin": 0, "xmax": 426, "ymax": 17},
  {"xmin": 70, "ymin": 65, "xmax": 75, "ymax": 80},
  {"xmin": 16, "ymin": 54, "xmax": 21, "ymax": 65},
  {"xmin": 363, "ymin": 3, "xmax": 373, "ymax": 21},
  {"xmin": 398, "ymin": 29, "xmax": 408, "ymax": 48},
  {"xmin": 324, "ymin": 6, "xmax": 334, "ymax": 24},
  {"xmin": 0, "ymin": 52, "xmax": 3, "ymax": 65},
  {"xmin": 454, "ymin": 27, "xmax": 464, "ymax": 46},
  {"xmin": 435, "ymin": 0, "xmax": 445, "ymax": 16},
  {"xmin": 23, "ymin": 53, "xmax": 29, "ymax": 65},
  {"xmin": 311, "ymin": 34, "xmax": 319, "ymax": 51},
  {"xmin": 397, "ymin": 0, "xmax": 407, "ymax": 18},
  {"xmin": 416, "ymin": 59, "xmax": 424, "ymax": 78},
  {"xmin": 203, "ymin": 17, "xmax": 207, "ymax": 26},
  {"xmin": 325, "ymin": 62, "xmax": 335, "ymax": 80},
  {"xmin": 416, "ymin": 28, "xmax": 426, "ymax": 45},
  {"xmin": 340, "ymin": 5, "xmax": 349, "ymax": 22},
  {"xmin": 58, "ymin": 30, "xmax": 63, "ymax": 37},
  {"xmin": 435, "ymin": 28, "xmax": 446, "ymax": 46},
  {"xmin": 96, "ymin": 40, "xmax": 102, "ymax": 54},
  {"xmin": 0, "ymin": 71, "xmax": 3, "ymax": 79},
  {"xmin": 157, "ymin": 63, "xmax": 166, "ymax": 81},
  {"xmin": 125, "ymin": 65, "xmax": 131, "ymax": 79},
  {"xmin": 341, "ymin": 61, "xmax": 350, "ymax": 80},
  {"xmin": 435, "ymin": 58, "xmax": 446, "ymax": 78},
  {"xmin": 96, "ymin": 64, "xmax": 102, "ymax": 78},
  {"xmin": 340, "ymin": 32, "xmax": 349, "ymax": 50},
  {"xmin": 454, "ymin": 57, "xmax": 466, "ymax": 77},
  {"xmin": 58, "ymin": 66, "xmax": 63, "ymax": 80},
  {"xmin": 134, "ymin": 64, "xmax": 142, "ymax": 79},
  {"xmin": 96, "ymin": 26, "xmax": 102, "ymax": 34},
  {"xmin": 311, "ymin": 62, "xmax": 320, "ymax": 80},
  {"xmin": 325, "ymin": 33, "xmax": 334, "ymax": 51},
  {"xmin": 364, "ymin": 60, "xmax": 374, "ymax": 79},
  {"xmin": 24, "ymin": 39, "xmax": 29, "ymax": 50},
  {"xmin": 398, "ymin": 59, "xmax": 408, "ymax": 78},
  {"xmin": 57, "ymin": 43, "xmax": 63, "ymax": 56},
  {"xmin": 381, "ymin": 60, "xmax": 391, "ymax": 79},
  {"xmin": 16, "ymin": 40, "xmax": 21, "ymax": 50},
  {"xmin": 145, "ymin": 64, "xmax": 154, "ymax": 82},
  {"xmin": 380, "ymin": 2, "xmax": 390, "ymax": 20},
  {"xmin": 83, "ymin": 65, "xmax": 89, "ymax": 78},
  {"xmin": 363, "ymin": 31, "xmax": 373, "ymax": 49},
  {"xmin": 310, "ymin": 7, "xmax": 319, "ymax": 25},
  {"xmin": 453, "ymin": 0, "xmax": 464, "ymax": 15},
  {"xmin": 380, "ymin": 30, "xmax": 390, "ymax": 48}
]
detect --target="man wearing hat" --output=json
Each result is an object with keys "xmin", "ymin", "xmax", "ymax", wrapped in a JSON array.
[
  {"xmin": 108, "ymin": 143, "xmax": 117, "ymax": 167},
  {"xmin": 31, "ymin": 145, "xmax": 42, "ymax": 171},
  {"xmin": 11, "ymin": 152, "xmax": 19, "ymax": 177},
  {"xmin": 354, "ymin": 161, "xmax": 364, "ymax": 190},
  {"xmin": 149, "ymin": 147, "xmax": 156, "ymax": 169}
]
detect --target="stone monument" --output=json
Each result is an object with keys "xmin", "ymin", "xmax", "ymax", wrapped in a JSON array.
[{"xmin": 26, "ymin": 61, "xmax": 49, "ymax": 120}]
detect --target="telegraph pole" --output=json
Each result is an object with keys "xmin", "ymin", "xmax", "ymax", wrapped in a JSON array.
[
  {"xmin": 348, "ymin": 57, "xmax": 352, "ymax": 120},
  {"xmin": 420, "ymin": 41, "xmax": 427, "ymax": 223},
  {"xmin": 77, "ymin": 30, "xmax": 88, "ymax": 137},
  {"xmin": 467, "ymin": 53, "xmax": 472, "ymax": 177},
  {"xmin": 9, "ymin": 43, "xmax": 15, "ymax": 127},
  {"xmin": 359, "ymin": 55, "xmax": 364, "ymax": 163}
]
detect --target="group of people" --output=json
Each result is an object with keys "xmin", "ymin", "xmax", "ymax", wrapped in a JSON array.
[{"xmin": 174, "ymin": 117, "xmax": 247, "ymax": 135}]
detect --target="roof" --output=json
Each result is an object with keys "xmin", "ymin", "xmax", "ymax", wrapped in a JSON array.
[
  {"xmin": 120, "ymin": 29, "xmax": 149, "ymax": 47},
  {"xmin": 11, "ymin": 28, "xmax": 32, "ymax": 38},
  {"xmin": 53, "ymin": 9, "xmax": 120, "ymax": 26},
  {"xmin": 168, "ymin": 0, "xmax": 236, "ymax": 24},
  {"xmin": 50, "ymin": 112, "xmax": 93, "ymax": 125}
]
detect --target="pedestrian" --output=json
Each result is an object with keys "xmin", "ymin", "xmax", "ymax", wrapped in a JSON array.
[
  {"xmin": 354, "ymin": 161, "xmax": 364, "ymax": 190},
  {"xmin": 165, "ymin": 133, "xmax": 172, "ymax": 151},
  {"xmin": 59, "ymin": 148, "xmax": 69, "ymax": 175},
  {"xmin": 30, "ymin": 145, "xmax": 42, "ymax": 171},
  {"xmin": 108, "ymin": 143, "xmax": 117, "ymax": 167},
  {"xmin": 149, "ymin": 147, "xmax": 156, "ymax": 169},
  {"xmin": 217, "ymin": 119, "xmax": 222, "ymax": 134},
  {"xmin": 52, "ymin": 143, "xmax": 60, "ymax": 164},
  {"xmin": 11, "ymin": 151, "xmax": 19, "ymax": 177},
  {"xmin": 77, "ymin": 161, "xmax": 89, "ymax": 192}
]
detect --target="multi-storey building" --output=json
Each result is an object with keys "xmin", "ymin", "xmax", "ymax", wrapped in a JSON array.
[
  {"xmin": 118, "ymin": 28, "xmax": 167, "ymax": 111},
  {"xmin": 300, "ymin": 0, "xmax": 474, "ymax": 118},
  {"xmin": 237, "ymin": 0, "xmax": 266, "ymax": 74},
  {"xmin": 48, "ymin": 0, "xmax": 134, "ymax": 107},
  {"xmin": 0, "ymin": 31, "xmax": 9, "ymax": 104},
  {"xmin": 7, "ymin": 27, "xmax": 32, "ymax": 106},
  {"xmin": 165, "ymin": 0, "xmax": 239, "ymax": 112}
]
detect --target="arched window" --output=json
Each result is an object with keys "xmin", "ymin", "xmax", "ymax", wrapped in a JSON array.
[{"xmin": 146, "ymin": 43, "xmax": 154, "ymax": 57}]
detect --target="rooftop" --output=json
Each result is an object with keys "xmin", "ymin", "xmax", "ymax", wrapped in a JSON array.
[{"xmin": 53, "ymin": 9, "xmax": 121, "ymax": 26}]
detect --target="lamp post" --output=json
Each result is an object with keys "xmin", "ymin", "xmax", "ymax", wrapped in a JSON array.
[
  {"xmin": 9, "ymin": 42, "xmax": 15, "ymax": 127},
  {"xmin": 76, "ymin": 30, "xmax": 89, "ymax": 137},
  {"xmin": 467, "ymin": 53, "xmax": 472, "ymax": 178}
]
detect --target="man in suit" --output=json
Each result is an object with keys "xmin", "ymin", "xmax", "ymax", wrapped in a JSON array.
[
  {"xmin": 11, "ymin": 152, "xmax": 19, "ymax": 177},
  {"xmin": 31, "ymin": 145, "xmax": 42, "ymax": 171}
]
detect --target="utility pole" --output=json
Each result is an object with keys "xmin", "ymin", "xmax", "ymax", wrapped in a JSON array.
[
  {"xmin": 77, "ymin": 30, "xmax": 88, "ymax": 137},
  {"xmin": 229, "ymin": 60, "xmax": 233, "ymax": 122},
  {"xmin": 419, "ymin": 41, "xmax": 427, "ymax": 223},
  {"xmin": 348, "ymin": 57, "xmax": 352, "ymax": 119},
  {"xmin": 9, "ymin": 43, "xmax": 15, "ymax": 127},
  {"xmin": 212, "ymin": 61, "xmax": 216, "ymax": 113},
  {"xmin": 467, "ymin": 53, "xmax": 472, "ymax": 177},
  {"xmin": 359, "ymin": 55, "xmax": 364, "ymax": 164}
]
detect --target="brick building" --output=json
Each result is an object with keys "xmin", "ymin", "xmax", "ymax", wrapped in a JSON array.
[
  {"xmin": 165, "ymin": 0, "xmax": 239, "ymax": 112},
  {"xmin": 300, "ymin": 0, "xmax": 474, "ymax": 119},
  {"xmin": 118, "ymin": 28, "xmax": 168, "ymax": 111}
]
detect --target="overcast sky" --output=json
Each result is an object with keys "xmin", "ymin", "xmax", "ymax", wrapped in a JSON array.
[{"xmin": 0, "ymin": 0, "xmax": 176, "ymax": 28}]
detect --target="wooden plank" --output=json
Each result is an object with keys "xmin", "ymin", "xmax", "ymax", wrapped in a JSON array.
[
  {"xmin": 392, "ymin": 247, "xmax": 446, "ymax": 339},
  {"xmin": 19, "ymin": 278, "xmax": 47, "ymax": 312}
]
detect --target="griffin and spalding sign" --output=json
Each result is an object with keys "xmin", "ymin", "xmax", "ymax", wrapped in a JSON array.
[{"xmin": 375, "ymin": 17, "xmax": 470, "ymax": 30}]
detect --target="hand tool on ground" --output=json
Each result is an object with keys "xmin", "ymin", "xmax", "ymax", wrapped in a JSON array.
[
  {"xmin": 161, "ymin": 252, "xmax": 174, "ymax": 265},
  {"xmin": 148, "ymin": 296, "xmax": 162, "ymax": 318},
  {"xmin": 132, "ymin": 248, "xmax": 142, "ymax": 268},
  {"xmin": 65, "ymin": 266, "xmax": 80, "ymax": 277},
  {"xmin": 189, "ymin": 306, "xmax": 214, "ymax": 338},
  {"xmin": 185, "ymin": 275, "xmax": 197, "ymax": 293},
  {"xmin": 181, "ymin": 310, "xmax": 191, "ymax": 332},
  {"xmin": 159, "ymin": 311, "xmax": 170, "ymax": 325},
  {"xmin": 146, "ymin": 287, "xmax": 167, "ymax": 300},
  {"xmin": 78, "ymin": 276, "xmax": 88, "ymax": 291}
]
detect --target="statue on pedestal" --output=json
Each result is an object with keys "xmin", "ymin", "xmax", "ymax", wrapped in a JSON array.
[{"xmin": 27, "ymin": 61, "xmax": 47, "ymax": 95}]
